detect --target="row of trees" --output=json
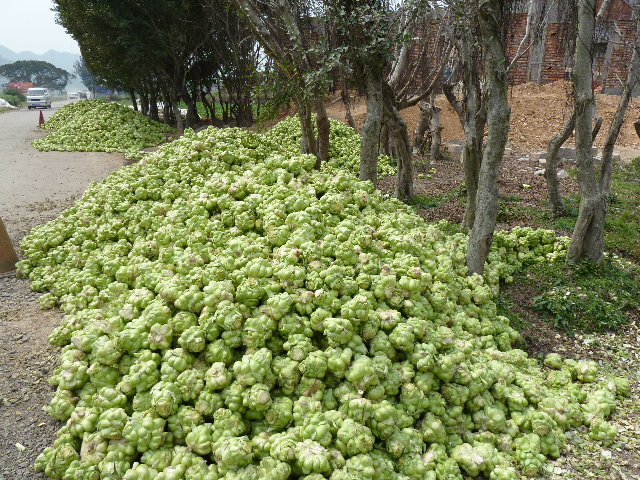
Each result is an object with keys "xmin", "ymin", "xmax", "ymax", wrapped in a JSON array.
[
  {"xmin": 0, "ymin": 60, "xmax": 72, "ymax": 92},
  {"xmin": 54, "ymin": 0, "xmax": 262, "ymax": 133},
  {"xmin": 55, "ymin": 0, "xmax": 640, "ymax": 274}
]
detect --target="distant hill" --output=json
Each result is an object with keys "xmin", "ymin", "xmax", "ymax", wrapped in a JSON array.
[
  {"xmin": 0, "ymin": 46, "xmax": 84, "ymax": 90},
  {"xmin": 0, "ymin": 46, "xmax": 81, "ymax": 74}
]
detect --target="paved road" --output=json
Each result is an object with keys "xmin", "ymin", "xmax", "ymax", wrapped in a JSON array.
[
  {"xmin": 0, "ymin": 100, "xmax": 124, "ymax": 244},
  {"xmin": 0, "ymin": 103, "xmax": 127, "ymax": 479}
]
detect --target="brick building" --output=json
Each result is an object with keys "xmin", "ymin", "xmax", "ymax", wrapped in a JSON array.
[{"xmin": 506, "ymin": 0, "xmax": 637, "ymax": 92}]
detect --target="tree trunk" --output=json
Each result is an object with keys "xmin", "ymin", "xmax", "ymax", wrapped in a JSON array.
[
  {"xmin": 201, "ymin": 89, "xmax": 215, "ymax": 121},
  {"xmin": 591, "ymin": 102, "xmax": 603, "ymax": 142},
  {"xmin": 467, "ymin": 0, "xmax": 510, "ymax": 275},
  {"xmin": 360, "ymin": 70, "xmax": 384, "ymax": 185},
  {"xmin": 160, "ymin": 88, "xmax": 172, "ymax": 125},
  {"xmin": 600, "ymin": 20, "xmax": 640, "ymax": 196},
  {"xmin": 545, "ymin": 107, "xmax": 575, "ymax": 216},
  {"xmin": 130, "ymin": 89, "xmax": 138, "ymax": 112},
  {"xmin": 149, "ymin": 88, "xmax": 160, "ymax": 123},
  {"xmin": 413, "ymin": 101, "xmax": 431, "ymax": 151},
  {"xmin": 454, "ymin": 27, "xmax": 485, "ymax": 231},
  {"xmin": 430, "ymin": 106, "xmax": 442, "ymax": 162},
  {"xmin": 385, "ymin": 106, "xmax": 414, "ymax": 201},
  {"xmin": 170, "ymin": 88, "xmax": 184, "ymax": 134},
  {"xmin": 182, "ymin": 91, "xmax": 197, "ymax": 129},
  {"xmin": 383, "ymin": 81, "xmax": 414, "ymax": 201},
  {"xmin": 567, "ymin": 0, "xmax": 606, "ymax": 265},
  {"xmin": 341, "ymin": 89, "xmax": 358, "ymax": 131},
  {"xmin": 315, "ymin": 97, "xmax": 330, "ymax": 169},
  {"xmin": 379, "ymin": 123, "xmax": 391, "ymax": 157},
  {"xmin": 139, "ymin": 83, "xmax": 149, "ymax": 116},
  {"xmin": 296, "ymin": 97, "xmax": 318, "ymax": 158}
]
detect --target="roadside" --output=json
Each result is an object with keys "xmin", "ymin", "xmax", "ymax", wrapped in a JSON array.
[{"xmin": 0, "ymin": 102, "xmax": 124, "ymax": 480}]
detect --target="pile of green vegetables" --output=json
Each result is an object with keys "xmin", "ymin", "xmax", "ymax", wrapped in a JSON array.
[
  {"xmin": 20, "ymin": 125, "xmax": 627, "ymax": 480},
  {"xmin": 263, "ymin": 116, "xmax": 395, "ymax": 177},
  {"xmin": 32, "ymin": 100, "xmax": 175, "ymax": 159}
]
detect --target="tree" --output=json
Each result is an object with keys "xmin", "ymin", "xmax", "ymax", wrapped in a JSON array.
[
  {"xmin": 74, "ymin": 58, "xmax": 96, "ymax": 93},
  {"xmin": 55, "ymin": 0, "xmax": 225, "ymax": 132},
  {"xmin": 566, "ymin": 0, "xmax": 605, "ymax": 264},
  {"xmin": 229, "ymin": 0, "xmax": 332, "ymax": 167},
  {"xmin": 0, "ymin": 60, "xmax": 71, "ymax": 91},
  {"xmin": 441, "ymin": 2, "xmax": 486, "ymax": 231},
  {"xmin": 465, "ymin": 0, "xmax": 511, "ymax": 275}
]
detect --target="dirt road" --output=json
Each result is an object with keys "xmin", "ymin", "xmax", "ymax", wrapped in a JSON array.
[{"xmin": 0, "ymin": 102, "xmax": 124, "ymax": 480}]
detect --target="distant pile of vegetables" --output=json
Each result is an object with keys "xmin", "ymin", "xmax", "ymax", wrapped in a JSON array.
[
  {"xmin": 264, "ymin": 116, "xmax": 396, "ymax": 177},
  {"xmin": 32, "ymin": 100, "xmax": 175, "ymax": 159},
  {"xmin": 20, "ymin": 126, "xmax": 627, "ymax": 480}
]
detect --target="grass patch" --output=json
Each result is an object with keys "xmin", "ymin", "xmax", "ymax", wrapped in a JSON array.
[
  {"xmin": 408, "ymin": 185, "xmax": 466, "ymax": 212},
  {"xmin": 527, "ymin": 258, "xmax": 640, "ymax": 335},
  {"xmin": 409, "ymin": 195, "xmax": 439, "ymax": 209},
  {"xmin": 495, "ymin": 291, "xmax": 529, "ymax": 332}
]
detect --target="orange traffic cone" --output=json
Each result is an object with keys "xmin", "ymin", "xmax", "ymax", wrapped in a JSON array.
[
  {"xmin": 0, "ymin": 216, "xmax": 19, "ymax": 278},
  {"xmin": 39, "ymin": 110, "xmax": 44, "ymax": 127}
]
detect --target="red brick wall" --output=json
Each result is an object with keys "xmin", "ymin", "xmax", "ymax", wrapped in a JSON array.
[{"xmin": 503, "ymin": 0, "xmax": 637, "ymax": 88}]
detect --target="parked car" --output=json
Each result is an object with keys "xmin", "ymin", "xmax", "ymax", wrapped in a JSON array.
[
  {"xmin": 68, "ymin": 92, "xmax": 78, "ymax": 100},
  {"xmin": 26, "ymin": 88, "xmax": 52, "ymax": 109}
]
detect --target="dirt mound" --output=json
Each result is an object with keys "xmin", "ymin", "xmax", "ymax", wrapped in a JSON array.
[{"xmin": 323, "ymin": 80, "xmax": 640, "ymax": 157}]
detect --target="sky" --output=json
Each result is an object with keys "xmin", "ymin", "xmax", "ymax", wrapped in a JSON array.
[{"xmin": 0, "ymin": 0, "xmax": 80, "ymax": 54}]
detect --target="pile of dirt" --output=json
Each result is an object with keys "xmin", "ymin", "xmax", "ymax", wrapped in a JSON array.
[{"xmin": 324, "ymin": 80, "xmax": 640, "ymax": 157}]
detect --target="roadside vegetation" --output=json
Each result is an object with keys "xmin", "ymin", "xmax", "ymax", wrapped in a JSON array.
[{"xmin": 0, "ymin": 88, "xmax": 26, "ymax": 108}]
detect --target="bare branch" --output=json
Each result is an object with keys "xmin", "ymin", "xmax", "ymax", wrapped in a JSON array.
[
  {"xmin": 398, "ymin": 42, "xmax": 454, "ymax": 110},
  {"xmin": 595, "ymin": 0, "xmax": 613, "ymax": 25},
  {"xmin": 506, "ymin": 0, "xmax": 534, "ymax": 74}
]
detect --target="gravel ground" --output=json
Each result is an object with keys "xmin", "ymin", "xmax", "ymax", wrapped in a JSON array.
[{"xmin": 0, "ymin": 103, "xmax": 123, "ymax": 479}]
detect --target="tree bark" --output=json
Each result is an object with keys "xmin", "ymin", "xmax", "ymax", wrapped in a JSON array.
[
  {"xmin": 314, "ymin": 97, "xmax": 330, "ymax": 169},
  {"xmin": 161, "ymin": 90, "xmax": 172, "ymax": 126},
  {"xmin": 341, "ymin": 89, "xmax": 358, "ymax": 131},
  {"xmin": 182, "ymin": 90, "xmax": 197, "ymax": 129},
  {"xmin": 452, "ymin": 26, "xmax": 485, "ymax": 231},
  {"xmin": 140, "ymin": 90, "xmax": 149, "ymax": 117},
  {"xmin": 360, "ymin": 70, "xmax": 384, "ymax": 185},
  {"xmin": 385, "ymin": 105, "xmax": 414, "ymax": 201},
  {"xmin": 430, "ymin": 106, "xmax": 442, "ymax": 162},
  {"xmin": 591, "ymin": 102, "xmax": 603, "ymax": 142},
  {"xmin": 413, "ymin": 101, "xmax": 431, "ymax": 151},
  {"xmin": 600, "ymin": 20, "xmax": 640, "ymax": 196},
  {"xmin": 149, "ymin": 88, "xmax": 160, "ymax": 123},
  {"xmin": 545, "ymin": 107, "xmax": 575, "ymax": 216},
  {"xmin": 379, "ymin": 123, "xmax": 391, "ymax": 157},
  {"xmin": 201, "ymin": 89, "xmax": 215, "ymax": 121},
  {"xmin": 130, "ymin": 89, "xmax": 138, "ymax": 112},
  {"xmin": 296, "ymin": 97, "xmax": 318, "ymax": 159},
  {"xmin": 170, "ymin": 87, "xmax": 184, "ymax": 134},
  {"xmin": 466, "ymin": 0, "xmax": 510, "ymax": 275},
  {"xmin": 567, "ymin": 0, "xmax": 606, "ymax": 265},
  {"xmin": 381, "ymin": 80, "xmax": 414, "ymax": 201}
]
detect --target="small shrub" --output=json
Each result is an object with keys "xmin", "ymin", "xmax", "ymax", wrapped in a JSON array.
[{"xmin": 1, "ymin": 88, "xmax": 26, "ymax": 106}]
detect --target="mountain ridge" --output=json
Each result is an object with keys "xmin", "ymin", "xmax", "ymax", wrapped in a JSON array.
[{"xmin": 0, "ymin": 46, "xmax": 81, "ymax": 74}]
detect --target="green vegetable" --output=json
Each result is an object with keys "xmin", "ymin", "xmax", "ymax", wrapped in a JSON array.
[{"xmin": 24, "ymin": 123, "xmax": 620, "ymax": 480}]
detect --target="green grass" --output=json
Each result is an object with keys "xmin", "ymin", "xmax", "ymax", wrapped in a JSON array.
[
  {"xmin": 409, "ymin": 160, "xmax": 640, "ymax": 336},
  {"xmin": 495, "ymin": 291, "xmax": 530, "ymax": 332},
  {"xmin": 408, "ymin": 185, "xmax": 466, "ymax": 213},
  {"xmin": 527, "ymin": 258, "xmax": 640, "ymax": 334}
]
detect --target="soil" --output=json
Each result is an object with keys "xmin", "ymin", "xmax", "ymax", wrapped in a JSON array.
[
  {"xmin": 325, "ymin": 80, "xmax": 640, "ymax": 161},
  {"xmin": 0, "ymin": 88, "xmax": 639, "ymax": 479},
  {"xmin": 0, "ymin": 103, "xmax": 123, "ymax": 480}
]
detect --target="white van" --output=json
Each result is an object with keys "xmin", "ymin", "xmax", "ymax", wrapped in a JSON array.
[{"xmin": 26, "ymin": 88, "xmax": 52, "ymax": 109}]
